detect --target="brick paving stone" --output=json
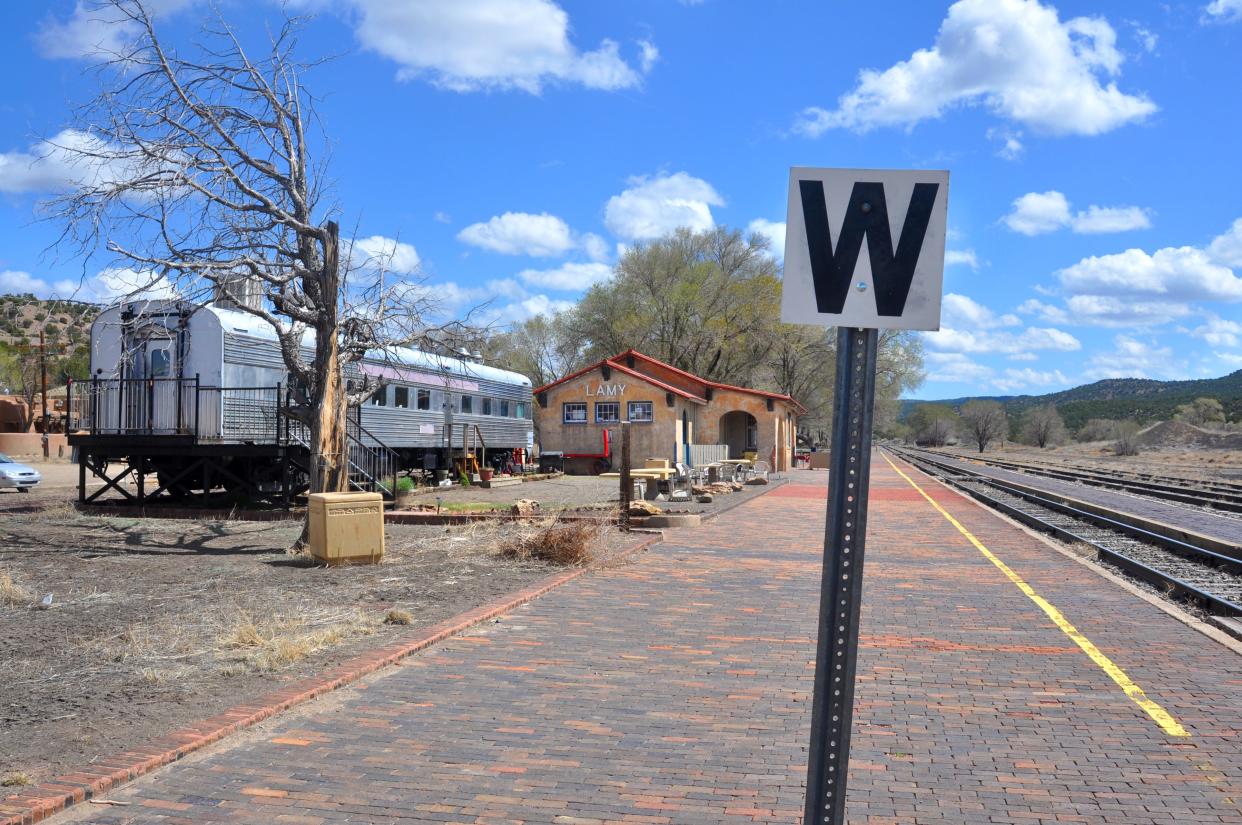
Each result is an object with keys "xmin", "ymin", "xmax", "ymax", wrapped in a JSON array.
[{"xmin": 47, "ymin": 455, "xmax": 1240, "ymax": 824}]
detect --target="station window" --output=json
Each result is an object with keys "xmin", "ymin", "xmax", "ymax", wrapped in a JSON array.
[
  {"xmin": 460, "ymin": 395, "xmax": 473, "ymax": 414},
  {"xmin": 563, "ymin": 402, "xmax": 587, "ymax": 424},
  {"xmin": 499, "ymin": 400, "xmax": 511, "ymax": 417},
  {"xmin": 394, "ymin": 386, "xmax": 409, "ymax": 409},
  {"xmin": 628, "ymin": 401, "xmax": 653, "ymax": 423},
  {"xmin": 482, "ymin": 397, "xmax": 493, "ymax": 416},
  {"xmin": 515, "ymin": 402, "xmax": 526, "ymax": 419},
  {"xmin": 416, "ymin": 389, "xmax": 431, "ymax": 410},
  {"xmin": 371, "ymin": 386, "xmax": 387, "ymax": 406},
  {"xmin": 595, "ymin": 402, "xmax": 620, "ymax": 424}
]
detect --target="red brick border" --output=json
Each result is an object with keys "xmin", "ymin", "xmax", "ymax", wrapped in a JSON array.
[{"xmin": 0, "ymin": 533, "xmax": 663, "ymax": 825}]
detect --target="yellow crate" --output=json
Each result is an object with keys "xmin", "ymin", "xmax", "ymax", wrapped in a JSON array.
[{"xmin": 307, "ymin": 492, "xmax": 385, "ymax": 566}]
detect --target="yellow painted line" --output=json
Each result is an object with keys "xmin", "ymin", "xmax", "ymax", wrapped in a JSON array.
[{"xmin": 881, "ymin": 452, "xmax": 1189, "ymax": 738}]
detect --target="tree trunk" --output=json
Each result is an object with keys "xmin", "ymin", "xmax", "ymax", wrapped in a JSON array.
[
  {"xmin": 294, "ymin": 221, "xmax": 348, "ymax": 552},
  {"xmin": 310, "ymin": 221, "xmax": 350, "ymax": 497}
]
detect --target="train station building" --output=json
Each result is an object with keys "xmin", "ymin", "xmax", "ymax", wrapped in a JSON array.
[{"xmin": 533, "ymin": 349, "xmax": 804, "ymax": 474}]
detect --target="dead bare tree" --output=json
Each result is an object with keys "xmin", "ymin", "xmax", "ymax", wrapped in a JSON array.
[
  {"xmin": 48, "ymin": 1, "xmax": 464, "ymax": 511},
  {"xmin": 959, "ymin": 400, "xmax": 1008, "ymax": 453}
]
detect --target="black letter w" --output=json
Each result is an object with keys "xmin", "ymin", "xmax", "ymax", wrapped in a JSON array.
[{"xmin": 799, "ymin": 180, "xmax": 939, "ymax": 317}]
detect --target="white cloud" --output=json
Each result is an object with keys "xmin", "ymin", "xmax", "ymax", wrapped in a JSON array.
[
  {"xmin": 944, "ymin": 249, "xmax": 979, "ymax": 269},
  {"xmin": 1207, "ymin": 218, "xmax": 1242, "ymax": 267},
  {"xmin": 1003, "ymin": 190, "xmax": 1151, "ymax": 235},
  {"xmin": 1070, "ymin": 205, "xmax": 1153, "ymax": 234},
  {"xmin": 1133, "ymin": 25, "xmax": 1158, "ymax": 52},
  {"xmin": 35, "ymin": 0, "xmax": 193, "ymax": 60},
  {"xmin": 793, "ymin": 0, "xmax": 1156, "ymax": 138},
  {"xmin": 1189, "ymin": 316, "xmax": 1242, "ymax": 347},
  {"xmin": 987, "ymin": 127, "xmax": 1025, "ymax": 160},
  {"xmin": 457, "ymin": 212, "xmax": 574, "ymax": 257},
  {"xmin": 604, "ymin": 172, "xmax": 724, "ymax": 241},
  {"xmin": 348, "ymin": 235, "xmax": 421, "ymax": 274},
  {"xmin": 517, "ymin": 262, "xmax": 613, "ymax": 291},
  {"xmin": 488, "ymin": 293, "xmax": 578, "ymax": 326},
  {"xmin": 1057, "ymin": 246, "xmax": 1242, "ymax": 302},
  {"xmin": 926, "ymin": 324, "xmax": 1080, "ymax": 355},
  {"xmin": 1084, "ymin": 335, "xmax": 1178, "ymax": 379},
  {"xmin": 580, "ymin": 233, "xmax": 610, "ymax": 263},
  {"xmin": 747, "ymin": 219, "xmax": 786, "ymax": 261},
  {"xmin": 925, "ymin": 351, "xmax": 994, "ymax": 384},
  {"xmin": 0, "ymin": 129, "xmax": 132, "ymax": 195},
  {"xmin": 433, "ymin": 211, "xmax": 452, "ymax": 224},
  {"xmin": 639, "ymin": 40, "xmax": 659, "ymax": 74},
  {"xmin": 941, "ymin": 293, "xmax": 1019, "ymax": 329},
  {"xmin": 348, "ymin": 0, "xmax": 650, "ymax": 92},
  {"xmin": 0, "ymin": 270, "xmax": 52, "ymax": 295},
  {"xmin": 1205, "ymin": 0, "xmax": 1242, "ymax": 22},
  {"xmin": 992, "ymin": 367, "xmax": 1070, "ymax": 392},
  {"xmin": 1217, "ymin": 351, "xmax": 1242, "ymax": 367}
]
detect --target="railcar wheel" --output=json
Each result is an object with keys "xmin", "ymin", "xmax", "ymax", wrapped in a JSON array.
[{"xmin": 591, "ymin": 458, "xmax": 611, "ymax": 475}]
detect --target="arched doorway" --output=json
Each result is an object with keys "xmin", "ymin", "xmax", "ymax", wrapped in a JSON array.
[{"xmin": 718, "ymin": 410, "xmax": 757, "ymax": 459}]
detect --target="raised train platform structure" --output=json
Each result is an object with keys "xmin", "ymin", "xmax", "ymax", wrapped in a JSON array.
[{"xmin": 22, "ymin": 453, "xmax": 1242, "ymax": 825}]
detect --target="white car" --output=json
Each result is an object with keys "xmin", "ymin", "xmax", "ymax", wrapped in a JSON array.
[{"xmin": 0, "ymin": 454, "xmax": 41, "ymax": 492}]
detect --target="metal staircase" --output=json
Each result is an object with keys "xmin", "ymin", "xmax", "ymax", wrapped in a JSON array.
[{"xmin": 282, "ymin": 409, "xmax": 400, "ymax": 500}]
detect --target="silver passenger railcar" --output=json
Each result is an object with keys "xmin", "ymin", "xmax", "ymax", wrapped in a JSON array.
[{"xmin": 79, "ymin": 300, "xmax": 534, "ymax": 483}]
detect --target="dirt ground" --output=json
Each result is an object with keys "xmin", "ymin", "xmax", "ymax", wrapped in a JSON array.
[
  {"xmin": 399, "ymin": 472, "xmax": 787, "ymax": 517},
  {"xmin": 934, "ymin": 440, "xmax": 1242, "ymax": 479},
  {"xmin": 0, "ymin": 505, "xmax": 638, "ymax": 786}
]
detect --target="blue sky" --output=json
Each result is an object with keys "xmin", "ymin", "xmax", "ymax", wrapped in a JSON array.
[{"xmin": 1, "ymin": 0, "xmax": 1241, "ymax": 399}]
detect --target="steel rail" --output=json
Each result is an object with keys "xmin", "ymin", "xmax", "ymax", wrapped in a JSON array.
[
  {"xmin": 919, "ymin": 450, "xmax": 1242, "ymax": 512},
  {"xmin": 886, "ymin": 447, "xmax": 1242, "ymax": 619}
]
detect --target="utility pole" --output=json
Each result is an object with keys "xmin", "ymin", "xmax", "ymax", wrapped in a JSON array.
[{"xmin": 39, "ymin": 329, "xmax": 49, "ymax": 458}]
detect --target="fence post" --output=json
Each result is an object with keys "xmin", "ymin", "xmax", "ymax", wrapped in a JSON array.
[
  {"xmin": 90, "ymin": 376, "xmax": 97, "ymax": 436},
  {"xmin": 619, "ymin": 421, "xmax": 632, "ymax": 531},
  {"xmin": 194, "ymin": 374, "xmax": 201, "ymax": 439},
  {"xmin": 175, "ymin": 377, "xmax": 183, "ymax": 434},
  {"xmin": 275, "ymin": 383, "xmax": 282, "ymax": 443}
]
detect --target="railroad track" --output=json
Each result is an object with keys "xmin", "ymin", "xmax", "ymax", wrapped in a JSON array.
[
  {"xmin": 914, "ymin": 450, "xmax": 1242, "ymax": 514},
  {"xmin": 886, "ymin": 447, "xmax": 1242, "ymax": 635}
]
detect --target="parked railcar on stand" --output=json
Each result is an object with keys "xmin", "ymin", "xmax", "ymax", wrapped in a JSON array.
[{"xmin": 67, "ymin": 300, "xmax": 534, "ymax": 505}]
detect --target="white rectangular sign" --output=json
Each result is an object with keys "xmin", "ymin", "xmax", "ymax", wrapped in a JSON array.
[{"xmin": 781, "ymin": 167, "xmax": 948, "ymax": 331}]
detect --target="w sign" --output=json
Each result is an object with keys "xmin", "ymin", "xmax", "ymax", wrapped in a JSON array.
[{"xmin": 781, "ymin": 167, "xmax": 949, "ymax": 331}]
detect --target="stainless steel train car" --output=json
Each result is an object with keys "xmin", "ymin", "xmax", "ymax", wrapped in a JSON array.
[{"xmin": 70, "ymin": 299, "xmax": 534, "ymax": 503}]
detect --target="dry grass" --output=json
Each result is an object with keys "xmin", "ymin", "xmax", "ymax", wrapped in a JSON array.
[
  {"xmin": 0, "ymin": 570, "xmax": 35, "ymax": 607},
  {"xmin": 384, "ymin": 608, "xmax": 413, "ymax": 625},
  {"xmin": 1, "ymin": 772, "xmax": 32, "ymax": 787},
  {"xmin": 215, "ymin": 609, "xmax": 381, "ymax": 674},
  {"xmin": 499, "ymin": 521, "xmax": 599, "ymax": 566}
]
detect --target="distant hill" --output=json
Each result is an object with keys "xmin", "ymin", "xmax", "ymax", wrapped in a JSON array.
[
  {"xmin": 902, "ymin": 369, "xmax": 1242, "ymax": 432},
  {"xmin": 0, "ymin": 293, "xmax": 99, "ymax": 348}
]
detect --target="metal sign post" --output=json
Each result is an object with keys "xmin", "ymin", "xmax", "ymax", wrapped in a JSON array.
[
  {"xmin": 780, "ymin": 167, "xmax": 948, "ymax": 825},
  {"xmin": 803, "ymin": 326, "xmax": 877, "ymax": 825}
]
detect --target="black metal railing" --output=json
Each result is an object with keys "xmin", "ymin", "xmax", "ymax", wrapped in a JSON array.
[{"xmin": 68, "ymin": 377, "xmax": 282, "ymax": 442}]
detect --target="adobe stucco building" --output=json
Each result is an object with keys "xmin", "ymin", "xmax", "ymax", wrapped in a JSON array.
[{"xmin": 534, "ymin": 349, "xmax": 804, "ymax": 474}]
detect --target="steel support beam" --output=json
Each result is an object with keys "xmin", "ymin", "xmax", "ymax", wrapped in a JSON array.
[{"xmin": 804, "ymin": 326, "xmax": 878, "ymax": 825}]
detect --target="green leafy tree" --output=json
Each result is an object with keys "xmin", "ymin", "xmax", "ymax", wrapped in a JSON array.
[
  {"xmin": 907, "ymin": 403, "xmax": 957, "ymax": 447},
  {"xmin": 1174, "ymin": 397, "xmax": 1226, "ymax": 427}
]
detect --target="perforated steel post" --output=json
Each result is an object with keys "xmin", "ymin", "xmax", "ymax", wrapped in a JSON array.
[{"xmin": 804, "ymin": 326, "xmax": 879, "ymax": 825}]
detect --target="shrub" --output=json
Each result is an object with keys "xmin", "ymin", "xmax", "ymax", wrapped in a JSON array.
[
  {"xmin": 1113, "ymin": 420, "xmax": 1142, "ymax": 456},
  {"xmin": 500, "ymin": 522, "xmax": 598, "ymax": 566},
  {"xmin": 396, "ymin": 475, "xmax": 414, "ymax": 494}
]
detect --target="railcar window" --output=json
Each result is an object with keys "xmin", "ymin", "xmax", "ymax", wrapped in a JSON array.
[
  {"xmin": 628, "ymin": 401, "xmax": 653, "ymax": 422},
  {"xmin": 461, "ymin": 395, "xmax": 473, "ymax": 414},
  {"xmin": 515, "ymin": 402, "xmax": 525, "ymax": 419},
  {"xmin": 482, "ymin": 398, "xmax": 493, "ymax": 416},
  {"xmin": 499, "ymin": 400, "xmax": 510, "ymax": 417},
  {"xmin": 371, "ymin": 386, "xmax": 387, "ymax": 406},
  {"xmin": 394, "ymin": 386, "xmax": 409, "ymax": 409},
  {"xmin": 563, "ymin": 402, "xmax": 587, "ymax": 423},
  {"xmin": 595, "ymin": 402, "xmax": 620, "ymax": 423},
  {"xmin": 417, "ymin": 389, "xmax": 430, "ymax": 410}
]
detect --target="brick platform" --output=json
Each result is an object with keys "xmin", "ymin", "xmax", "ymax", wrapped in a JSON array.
[{"xmin": 44, "ymin": 456, "xmax": 1242, "ymax": 824}]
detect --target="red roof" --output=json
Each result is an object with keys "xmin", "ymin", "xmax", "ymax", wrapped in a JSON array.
[{"xmin": 534, "ymin": 349, "xmax": 805, "ymax": 414}]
